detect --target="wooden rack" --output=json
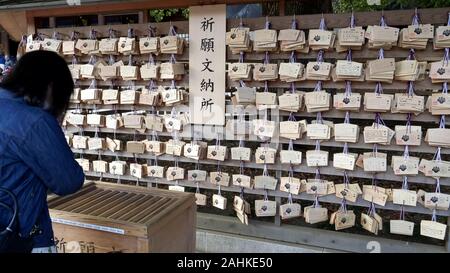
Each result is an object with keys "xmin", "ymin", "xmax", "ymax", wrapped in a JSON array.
[{"xmin": 38, "ymin": 7, "xmax": 450, "ymax": 252}]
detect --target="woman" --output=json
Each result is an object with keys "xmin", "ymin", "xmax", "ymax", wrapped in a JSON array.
[{"xmin": 0, "ymin": 51, "xmax": 85, "ymax": 252}]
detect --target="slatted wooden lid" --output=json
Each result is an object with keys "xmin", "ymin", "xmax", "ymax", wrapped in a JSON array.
[{"xmin": 48, "ymin": 181, "xmax": 194, "ymax": 237}]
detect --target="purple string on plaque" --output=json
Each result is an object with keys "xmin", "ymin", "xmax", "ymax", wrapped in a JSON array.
[
  {"xmin": 288, "ymin": 112, "xmax": 297, "ymax": 122},
  {"xmin": 439, "ymin": 115, "xmax": 446, "ymax": 129},
  {"xmin": 148, "ymin": 53, "xmax": 156, "ymax": 65},
  {"xmin": 345, "ymin": 81, "xmax": 352, "ymax": 96},
  {"xmin": 264, "ymin": 51, "xmax": 270, "ymax": 65},
  {"xmin": 89, "ymin": 29, "xmax": 97, "ymax": 40},
  {"xmin": 444, "ymin": 48, "xmax": 449, "ymax": 66},
  {"xmin": 435, "ymin": 178, "xmax": 441, "ymax": 194},
  {"xmin": 264, "ymin": 80, "xmax": 269, "ymax": 93},
  {"xmin": 407, "ymin": 48, "xmax": 416, "ymax": 61},
  {"xmin": 315, "ymin": 167, "xmax": 321, "ymax": 180},
  {"xmin": 343, "ymin": 170, "xmax": 350, "ymax": 187},
  {"xmin": 350, "ymin": 12, "xmax": 355, "ymax": 28},
  {"xmin": 412, "ymin": 8, "xmax": 420, "ymax": 26},
  {"xmin": 380, "ymin": 14, "xmax": 387, "ymax": 27},
  {"xmin": 288, "ymin": 164, "xmax": 294, "ymax": 179},
  {"xmin": 169, "ymin": 23, "xmax": 177, "ymax": 36},
  {"xmin": 344, "ymin": 111, "xmax": 350, "ymax": 124},
  {"xmin": 71, "ymin": 55, "xmax": 78, "ymax": 66},
  {"xmin": 316, "ymin": 111, "xmax": 323, "ymax": 124},
  {"xmin": 443, "ymin": 82, "xmax": 448, "ymax": 94},
  {"xmin": 288, "ymin": 193, "xmax": 293, "ymax": 204},
  {"xmin": 265, "ymin": 16, "xmax": 270, "ymax": 30},
  {"xmin": 148, "ymin": 79, "xmax": 156, "ymax": 92},
  {"xmin": 346, "ymin": 49, "xmax": 353, "ymax": 62},
  {"xmin": 289, "ymin": 51, "xmax": 296, "ymax": 63},
  {"xmin": 407, "ymin": 81, "xmax": 415, "ymax": 97},
  {"xmin": 431, "ymin": 209, "xmax": 437, "ymax": 222},
  {"xmin": 399, "ymin": 204, "xmax": 405, "ymax": 220},
  {"xmin": 433, "ymin": 147, "xmax": 442, "ymax": 162},
  {"xmin": 291, "ymin": 16, "xmax": 297, "ymax": 30},
  {"xmin": 239, "ymin": 51, "xmax": 246, "ymax": 87},
  {"xmin": 343, "ymin": 142, "xmax": 349, "ymax": 155},
  {"xmin": 314, "ymin": 81, "xmax": 322, "ymax": 92},
  {"xmin": 288, "ymin": 139, "xmax": 294, "ymax": 151},
  {"xmin": 290, "ymin": 82, "xmax": 296, "ymax": 94},
  {"xmin": 239, "ymin": 51, "xmax": 244, "ymax": 63},
  {"xmin": 319, "ymin": 15, "xmax": 326, "ymax": 30},
  {"xmin": 262, "ymin": 162, "xmax": 269, "ymax": 177},
  {"xmin": 339, "ymin": 198, "xmax": 348, "ymax": 213},
  {"xmin": 378, "ymin": 47, "xmax": 385, "ymax": 60},
  {"xmin": 315, "ymin": 140, "xmax": 321, "ymax": 151},
  {"xmin": 127, "ymin": 27, "xmax": 134, "ymax": 38},
  {"xmin": 317, "ymin": 50, "xmax": 324, "ymax": 64},
  {"xmin": 375, "ymin": 82, "xmax": 383, "ymax": 95},
  {"xmin": 402, "ymin": 176, "xmax": 409, "ymax": 190},
  {"xmin": 367, "ymin": 201, "xmax": 376, "ymax": 217}
]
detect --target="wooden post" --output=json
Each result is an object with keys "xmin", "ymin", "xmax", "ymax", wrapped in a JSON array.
[
  {"xmin": 49, "ymin": 17, "xmax": 56, "ymax": 28},
  {"xmin": 98, "ymin": 14, "xmax": 105, "ymax": 25},
  {"xmin": 26, "ymin": 12, "xmax": 36, "ymax": 35},
  {"xmin": 1, "ymin": 31, "xmax": 9, "ymax": 56},
  {"xmin": 279, "ymin": 0, "xmax": 285, "ymax": 16},
  {"xmin": 138, "ymin": 11, "xmax": 146, "ymax": 24},
  {"xmin": 446, "ymin": 217, "xmax": 450, "ymax": 252}
]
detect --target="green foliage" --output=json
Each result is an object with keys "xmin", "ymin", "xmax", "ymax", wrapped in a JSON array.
[
  {"xmin": 333, "ymin": 0, "xmax": 450, "ymax": 13},
  {"xmin": 149, "ymin": 8, "xmax": 189, "ymax": 22}
]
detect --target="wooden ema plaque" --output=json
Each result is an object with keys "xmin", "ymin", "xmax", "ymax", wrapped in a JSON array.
[{"xmin": 47, "ymin": 181, "xmax": 196, "ymax": 253}]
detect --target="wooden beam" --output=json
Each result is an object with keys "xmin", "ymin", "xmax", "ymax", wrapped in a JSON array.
[
  {"xmin": 447, "ymin": 217, "xmax": 450, "ymax": 252},
  {"xmin": 26, "ymin": 11, "xmax": 36, "ymax": 35},
  {"xmin": 197, "ymin": 213, "xmax": 446, "ymax": 253},
  {"xmin": 0, "ymin": 10, "xmax": 29, "ymax": 41},
  {"xmin": 1, "ymin": 31, "xmax": 9, "ymax": 56},
  {"xmin": 49, "ymin": 17, "xmax": 56, "ymax": 28},
  {"xmin": 26, "ymin": 0, "xmax": 263, "ymax": 18},
  {"xmin": 279, "ymin": 0, "xmax": 285, "ymax": 16},
  {"xmin": 98, "ymin": 14, "xmax": 105, "ymax": 26}
]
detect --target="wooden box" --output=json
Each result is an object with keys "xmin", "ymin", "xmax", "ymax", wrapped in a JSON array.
[{"xmin": 47, "ymin": 181, "xmax": 196, "ymax": 253}]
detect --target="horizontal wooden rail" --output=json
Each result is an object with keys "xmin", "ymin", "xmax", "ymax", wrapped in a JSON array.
[{"xmin": 83, "ymin": 171, "xmax": 450, "ymax": 217}]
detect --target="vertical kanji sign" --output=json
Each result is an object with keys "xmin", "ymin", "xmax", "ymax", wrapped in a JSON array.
[{"xmin": 189, "ymin": 4, "xmax": 226, "ymax": 126}]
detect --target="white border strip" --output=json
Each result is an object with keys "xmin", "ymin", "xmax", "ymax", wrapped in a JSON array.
[{"xmin": 51, "ymin": 218, "xmax": 125, "ymax": 235}]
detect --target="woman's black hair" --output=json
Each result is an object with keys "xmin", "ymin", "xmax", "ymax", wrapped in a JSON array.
[{"xmin": 0, "ymin": 50, "xmax": 74, "ymax": 118}]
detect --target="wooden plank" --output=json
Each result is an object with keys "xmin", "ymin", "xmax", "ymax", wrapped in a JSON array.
[
  {"xmin": 61, "ymin": 190, "xmax": 113, "ymax": 212},
  {"xmin": 127, "ymin": 198, "xmax": 172, "ymax": 223},
  {"xmin": 87, "ymin": 192, "xmax": 136, "ymax": 216},
  {"xmin": 105, "ymin": 194, "xmax": 149, "ymax": 219},
  {"xmin": 227, "ymin": 46, "xmax": 446, "ymax": 61},
  {"xmin": 134, "ymin": 199, "xmax": 173, "ymax": 223},
  {"xmin": 66, "ymin": 49, "xmax": 190, "ymax": 62},
  {"xmin": 65, "ymin": 126, "xmax": 450, "ymax": 155},
  {"xmin": 75, "ymin": 77, "xmax": 189, "ymax": 87},
  {"xmin": 228, "ymin": 78, "xmax": 441, "ymax": 91},
  {"xmin": 37, "ymin": 21, "xmax": 189, "ymax": 38},
  {"xmin": 47, "ymin": 183, "xmax": 97, "ymax": 207},
  {"xmin": 96, "ymin": 193, "xmax": 142, "ymax": 218},
  {"xmin": 75, "ymin": 192, "xmax": 128, "ymax": 214},
  {"xmin": 196, "ymin": 212, "xmax": 447, "ymax": 253},
  {"xmin": 73, "ymin": 149, "xmax": 450, "ymax": 186},
  {"xmin": 68, "ymin": 104, "xmax": 448, "ymax": 124},
  {"xmin": 26, "ymin": 0, "xmax": 260, "ymax": 17},
  {"xmin": 84, "ymin": 172, "xmax": 450, "ymax": 217},
  {"xmin": 227, "ymin": 8, "xmax": 450, "ymax": 29},
  {"xmin": 50, "ymin": 209, "xmax": 148, "ymax": 238},
  {"xmin": 115, "ymin": 196, "xmax": 161, "ymax": 221},
  {"xmin": 447, "ymin": 217, "xmax": 450, "ymax": 252},
  {"xmin": 51, "ymin": 188, "xmax": 104, "ymax": 210}
]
